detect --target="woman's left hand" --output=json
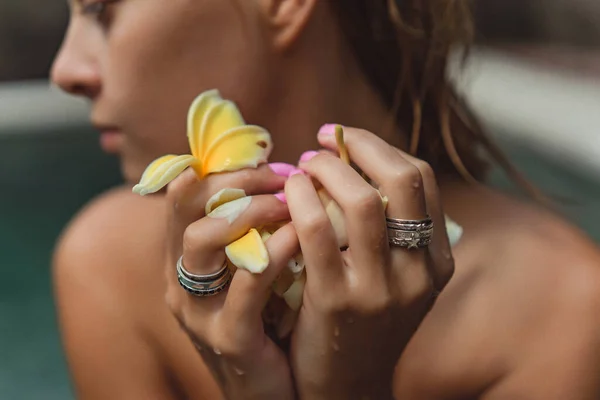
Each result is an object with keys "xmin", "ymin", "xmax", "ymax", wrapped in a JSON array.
[{"xmin": 285, "ymin": 127, "xmax": 455, "ymax": 399}]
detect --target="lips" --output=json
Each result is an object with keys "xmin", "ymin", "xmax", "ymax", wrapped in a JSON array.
[{"xmin": 94, "ymin": 124, "xmax": 124, "ymax": 153}]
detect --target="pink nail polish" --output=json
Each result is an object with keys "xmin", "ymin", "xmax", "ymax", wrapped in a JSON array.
[
  {"xmin": 318, "ymin": 124, "xmax": 338, "ymax": 136},
  {"xmin": 299, "ymin": 150, "xmax": 319, "ymax": 163},
  {"xmin": 289, "ymin": 168, "xmax": 305, "ymax": 177},
  {"xmin": 274, "ymin": 193, "xmax": 287, "ymax": 204},
  {"xmin": 268, "ymin": 163, "xmax": 296, "ymax": 177}
]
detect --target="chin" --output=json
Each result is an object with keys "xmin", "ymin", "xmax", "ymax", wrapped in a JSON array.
[{"xmin": 119, "ymin": 159, "xmax": 145, "ymax": 186}]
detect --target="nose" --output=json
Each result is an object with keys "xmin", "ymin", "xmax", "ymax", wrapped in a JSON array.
[{"xmin": 51, "ymin": 26, "xmax": 101, "ymax": 99}]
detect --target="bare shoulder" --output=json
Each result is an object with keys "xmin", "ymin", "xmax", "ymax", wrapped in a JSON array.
[
  {"xmin": 397, "ymin": 185, "xmax": 600, "ymax": 399},
  {"xmin": 478, "ymin": 190, "xmax": 600, "ymax": 321},
  {"xmin": 479, "ymin": 197, "xmax": 600, "ymax": 398},
  {"xmin": 52, "ymin": 186, "xmax": 176, "ymax": 398},
  {"xmin": 54, "ymin": 184, "xmax": 168, "ymax": 272},
  {"xmin": 445, "ymin": 184, "xmax": 600, "ymax": 303},
  {"xmin": 53, "ymin": 185, "xmax": 169, "ymax": 316},
  {"xmin": 53, "ymin": 186, "xmax": 220, "ymax": 399},
  {"xmin": 442, "ymin": 185, "xmax": 600, "ymax": 397}
]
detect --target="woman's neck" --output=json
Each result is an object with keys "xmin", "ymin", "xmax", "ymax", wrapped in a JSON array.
[{"xmin": 254, "ymin": 17, "xmax": 405, "ymax": 165}]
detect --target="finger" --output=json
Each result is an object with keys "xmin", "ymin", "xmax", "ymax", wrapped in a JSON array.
[
  {"xmin": 285, "ymin": 173, "xmax": 345, "ymax": 291},
  {"xmin": 317, "ymin": 126, "xmax": 427, "ymax": 220},
  {"xmin": 317, "ymin": 126, "xmax": 432, "ymax": 302},
  {"xmin": 182, "ymin": 194, "xmax": 290, "ymax": 275},
  {"xmin": 298, "ymin": 153, "xmax": 387, "ymax": 281},
  {"xmin": 170, "ymin": 194, "xmax": 290, "ymax": 319},
  {"xmin": 222, "ymin": 223, "xmax": 299, "ymax": 332},
  {"xmin": 401, "ymin": 153, "xmax": 455, "ymax": 291},
  {"xmin": 166, "ymin": 164, "xmax": 287, "ymax": 259}
]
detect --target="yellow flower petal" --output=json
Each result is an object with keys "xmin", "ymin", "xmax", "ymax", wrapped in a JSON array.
[
  {"xmin": 136, "ymin": 155, "xmax": 177, "ymax": 185},
  {"xmin": 205, "ymin": 188, "xmax": 247, "ymax": 215},
  {"xmin": 225, "ymin": 228, "xmax": 270, "ymax": 274},
  {"xmin": 187, "ymin": 90, "xmax": 222, "ymax": 159},
  {"xmin": 207, "ymin": 196, "xmax": 252, "ymax": 224},
  {"xmin": 202, "ymin": 125, "xmax": 273, "ymax": 175},
  {"xmin": 199, "ymin": 99, "xmax": 246, "ymax": 157},
  {"xmin": 132, "ymin": 154, "xmax": 196, "ymax": 196}
]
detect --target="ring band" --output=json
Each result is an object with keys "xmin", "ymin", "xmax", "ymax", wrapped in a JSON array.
[
  {"xmin": 177, "ymin": 256, "xmax": 230, "ymax": 282},
  {"xmin": 386, "ymin": 215, "xmax": 433, "ymax": 250},
  {"xmin": 176, "ymin": 256, "xmax": 232, "ymax": 297},
  {"xmin": 385, "ymin": 216, "xmax": 433, "ymax": 231}
]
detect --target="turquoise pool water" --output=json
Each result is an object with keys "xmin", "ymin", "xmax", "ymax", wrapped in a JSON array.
[
  {"xmin": 1, "ymin": 129, "xmax": 598, "ymax": 399},
  {"xmin": 1, "ymin": 129, "xmax": 121, "ymax": 399}
]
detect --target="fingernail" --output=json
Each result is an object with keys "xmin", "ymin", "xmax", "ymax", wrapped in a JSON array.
[
  {"xmin": 318, "ymin": 124, "xmax": 338, "ymax": 136},
  {"xmin": 299, "ymin": 150, "xmax": 319, "ymax": 163},
  {"xmin": 268, "ymin": 162, "xmax": 296, "ymax": 177},
  {"xmin": 274, "ymin": 193, "xmax": 287, "ymax": 204},
  {"xmin": 289, "ymin": 168, "xmax": 305, "ymax": 177}
]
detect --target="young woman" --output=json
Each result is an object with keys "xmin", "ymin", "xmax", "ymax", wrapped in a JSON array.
[{"xmin": 51, "ymin": 0, "xmax": 600, "ymax": 398}]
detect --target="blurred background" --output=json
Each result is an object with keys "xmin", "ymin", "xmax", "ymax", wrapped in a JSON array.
[{"xmin": 1, "ymin": 0, "xmax": 599, "ymax": 398}]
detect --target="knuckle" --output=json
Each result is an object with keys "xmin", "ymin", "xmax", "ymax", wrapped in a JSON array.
[
  {"xmin": 399, "ymin": 271, "xmax": 434, "ymax": 307},
  {"xmin": 182, "ymin": 223, "xmax": 212, "ymax": 256},
  {"xmin": 349, "ymin": 188, "xmax": 383, "ymax": 215},
  {"xmin": 298, "ymin": 211, "xmax": 332, "ymax": 238},
  {"xmin": 352, "ymin": 288, "xmax": 394, "ymax": 315},
  {"xmin": 210, "ymin": 333, "xmax": 243, "ymax": 360},
  {"xmin": 411, "ymin": 159, "xmax": 435, "ymax": 183},
  {"xmin": 387, "ymin": 164, "xmax": 423, "ymax": 191},
  {"xmin": 319, "ymin": 294, "xmax": 352, "ymax": 316}
]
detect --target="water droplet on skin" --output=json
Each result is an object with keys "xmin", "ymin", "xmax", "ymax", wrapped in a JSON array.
[
  {"xmin": 334, "ymin": 326, "xmax": 340, "ymax": 337},
  {"xmin": 412, "ymin": 180, "xmax": 421, "ymax": 189},
  {"xmin": 213, "ymin": 348, "xmax": 222, "ymax": 355},
  {"xmin": 193, "ymin": 343, "xmax": 203, "ymax": 352},
  {"xmin": 234, "ymin": 367, "xmax": 245, "ymax": 376},
  {"xmin": 332, "ymin": 342, "xmax": 340, "ymax": 352},
  {"xmin": 443, "ymin": 250, "xmax": 452, "ymax": 260}
]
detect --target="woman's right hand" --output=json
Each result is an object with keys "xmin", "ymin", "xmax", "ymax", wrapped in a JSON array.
[{"xmin": 163, "ymin": 165, "xmax": 298, "ymax": 400}]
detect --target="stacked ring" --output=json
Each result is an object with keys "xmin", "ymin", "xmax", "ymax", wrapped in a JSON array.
[
  {"xmin": 386, "ymin": 216, "xmax": 434, "ymax": 249},
  {"xmin": 176, "ymin": 256, "xmax": 233, "ymax": 297}
]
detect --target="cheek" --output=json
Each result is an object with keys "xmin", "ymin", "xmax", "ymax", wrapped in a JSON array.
[{"xmin": 103, "ymin": 0, "xmax": 267, "ymax": 155}]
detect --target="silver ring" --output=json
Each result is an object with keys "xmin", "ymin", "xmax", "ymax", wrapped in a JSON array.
[
  {"xmin": 176, "ymin": 256, "xmax": 232, "ymax": 297},
  {"xmin": 386, "ymin": 216, "xmax": 433, "ymax": 231},
  {"xmin": 386, "ymin": 215, "xmax": 433, "ymax": 249},
  {"xmin": 177, "ymin": 256, "xmax": 230, "ymax": 281}
]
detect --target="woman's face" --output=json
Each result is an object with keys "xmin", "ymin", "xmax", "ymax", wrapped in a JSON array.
[{"xmin": 52, "ymin": 0, "xmax": 272, "ymax": 182}]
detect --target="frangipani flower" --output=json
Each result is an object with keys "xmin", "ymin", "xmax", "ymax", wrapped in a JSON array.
[
  {"xmin": 132, "ymin": 90, "xmax": 465, "ymax": 339},
  {"xmin": 132, "ymin": 89, "xmax": 273, "ymax": 195},
  {"xmin": 132, "ymin": 90, "xmax": 274, "ymax": 278}
]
